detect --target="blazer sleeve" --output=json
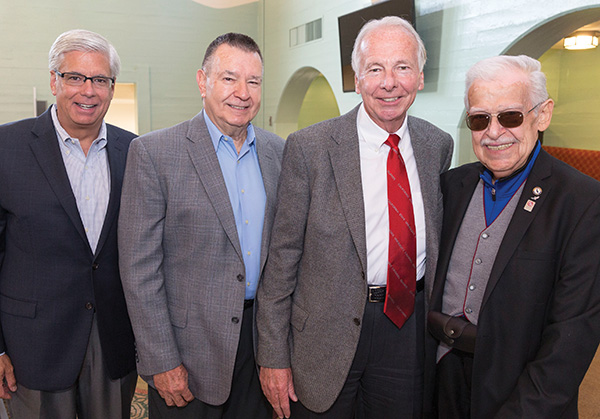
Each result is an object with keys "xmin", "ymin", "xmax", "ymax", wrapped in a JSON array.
[
  {"xmin": 118, "ymin": 138, "xmax": 182, "ymax": 377},
  {"xmin": 496, "ymin": 194, "xmax": 600, "ymax": 418},
  {"xmin": 255, "ymin": 133, "xmax": 311, "ymax": 369}
]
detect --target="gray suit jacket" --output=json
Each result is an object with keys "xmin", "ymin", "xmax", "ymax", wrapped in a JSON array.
[
  {"xmin": 118, "ymin": 112, "xmax": 284, "ymax": 405},
  {"xmin": 256, "ymin": 105, "xmax": 453, "ymax": 412}
]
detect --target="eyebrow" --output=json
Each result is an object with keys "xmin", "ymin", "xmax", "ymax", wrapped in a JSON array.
[{"xmin": 222, "ymin": 70, "xmax": 262, "ymax": 81}]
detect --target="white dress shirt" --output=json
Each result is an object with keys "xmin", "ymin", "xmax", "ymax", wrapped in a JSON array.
[{"xmin": 357, "ymin": 104, "xmax": 426, "ymax": 286}]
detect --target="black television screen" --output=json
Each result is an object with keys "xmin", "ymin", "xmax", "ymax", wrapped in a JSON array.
[{"xmin": 338, "ymin": 0, "xmax": 415, "ymax": 92}]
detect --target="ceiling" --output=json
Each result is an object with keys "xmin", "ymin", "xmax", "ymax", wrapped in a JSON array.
[{"xmin": 191, "ymin": 0, "xmax": 258, "ymax": 9}]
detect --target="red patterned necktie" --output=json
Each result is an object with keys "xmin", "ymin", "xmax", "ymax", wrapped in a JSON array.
[{"xmin": 384, "ymin": 133, "xmax": 417, "ymax": 329}]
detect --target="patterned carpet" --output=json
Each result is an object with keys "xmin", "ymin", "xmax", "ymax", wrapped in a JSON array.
[{"xmin": 131, "ymin": 377, "xmax": 148, "ymax": 419}]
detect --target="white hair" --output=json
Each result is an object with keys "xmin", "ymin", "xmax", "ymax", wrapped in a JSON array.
[
  {"xmin": 49, "ymin": 29, "xmax": 121, "ymax": 78},
  {"xmin": 465, "ymin": 55, "xmax": 549, "ymax": 112},
  {"xmin": 351, "ymin": 15, "xmax": 426, "ymax": 75}
]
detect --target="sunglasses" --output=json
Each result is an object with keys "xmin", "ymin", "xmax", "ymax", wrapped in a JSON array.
[{"xmin": 466, "ymin": 102, "xmax": 544, "ymax": 131}]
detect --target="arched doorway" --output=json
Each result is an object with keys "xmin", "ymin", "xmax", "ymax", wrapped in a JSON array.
[{"xmin": 275, "ymin": 67, "xmax": 340, "ymax": 139}]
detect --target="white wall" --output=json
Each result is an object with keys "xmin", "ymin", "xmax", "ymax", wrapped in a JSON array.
[
  {"xmin": 259, "ymin": 0, "xmax": 600, "ymax": 164},
  {"xmin": 3, "ymin": 0, "xmax": 600, "ymax": 159},
  {"xmin": 0, "ymin": 0, "xmax": 258, "ymax": 134}
]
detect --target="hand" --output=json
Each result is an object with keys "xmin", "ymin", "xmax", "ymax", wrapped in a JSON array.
[
  {"xmin": 0, "ymin": 354, "xmax": 17, "ymax": 399},
  {"xmin": 260, "ymin": 367, "xmax": 298, "ymax": 419},
  {"xmin": 153, "ymin": 364, "xmax": 195, "ymax": 407}
]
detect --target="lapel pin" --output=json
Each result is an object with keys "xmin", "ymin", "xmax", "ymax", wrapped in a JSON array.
[
  {"xmin": 524, "ymin": 199, "xmax": 536, "ymax": 212},
  {"xmin": 532, "ymin": 186, "xmax": 542, "ymax": 196}
]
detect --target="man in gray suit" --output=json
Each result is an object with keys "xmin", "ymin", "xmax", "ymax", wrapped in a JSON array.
[
  {"xmin": 256, "ymin": 16, "xmax": 453, "ymax": 419},
  {"xmin": 119, "ymin": 33, "xmax": 284, "ymax": 418}
]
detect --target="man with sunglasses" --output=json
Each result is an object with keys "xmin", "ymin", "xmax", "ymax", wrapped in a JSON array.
[
  {"xmin": 425, "ymin": 55, "xmax": 600, "ymax": 418},
  {"xmin": 0, "ymin": 29, "xmax": 137, "ymax": 417}
]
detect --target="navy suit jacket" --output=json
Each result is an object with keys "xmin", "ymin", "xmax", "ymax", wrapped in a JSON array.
[
  {"xmin": 0, "ymin": 108, "xmax": 136, "ymax": 391},
  {"xmin": 425, "ymin": 149, "xmax": 600, "ymax": 418}
]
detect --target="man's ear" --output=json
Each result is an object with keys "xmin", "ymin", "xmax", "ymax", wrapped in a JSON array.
[
  {"xmin": 50, "ymin": 70, "xmax": 58, "ymax": 96},
  {"xmin": 196, "ymin": 69, "xmax": 207, "ymax": 98},
  {"xmin": 537, "ymin": 99, "xmax": 554, "ymax": 132}
]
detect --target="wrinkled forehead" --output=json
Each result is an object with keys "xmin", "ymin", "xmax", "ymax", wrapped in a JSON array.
[
  {"xmin": 358, "ymin": 27, "xmax": 417, "ymax": 63},
  {"xmin": 468, "ymin": 74, "xmax": 531, "ymax": 111}
]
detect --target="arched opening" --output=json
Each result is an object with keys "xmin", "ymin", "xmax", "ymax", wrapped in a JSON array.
[{"xmin": 275, "ymin": 67, "xmax": 340, "ymax": 139}]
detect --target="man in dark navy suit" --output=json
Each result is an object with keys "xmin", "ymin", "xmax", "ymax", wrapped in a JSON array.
[{"xmin": 0, "ymin": 29, "xmax": 136, "ymax": 418}]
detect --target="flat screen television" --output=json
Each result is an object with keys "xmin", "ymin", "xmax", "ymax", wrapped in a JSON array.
[{"xmin": 338, "ymin": 0, "xmax": 416, "ymax": 92}]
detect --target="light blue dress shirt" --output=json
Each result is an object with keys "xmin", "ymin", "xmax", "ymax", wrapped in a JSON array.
[
  {"xmin": 203, "ymin": 111, "xmax": 266, "ymax": 299},
  {"xmin": 51, "ymin": 105, "xmax": 110, "ymax": 254}
]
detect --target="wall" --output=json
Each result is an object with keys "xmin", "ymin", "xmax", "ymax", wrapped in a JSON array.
[
  {"xmin": 260, "ymin": 0, "xmax": 600, "ymax": 164},
  {"xmin": 0, "ymin": 0, "xmax": 258, "ymax": 134},
  {"xmin": 540, "ymin": 46, "xmax": 600, "ymax": 151},
  {"xmin": 3, "ymin": 0, "xmax": 600, "ymax": 156}
]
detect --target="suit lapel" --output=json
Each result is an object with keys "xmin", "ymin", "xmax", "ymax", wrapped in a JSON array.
[
  {"xmin": 95, "ymin": 126, "xmax": 128, "ymax": 256},
  {"xmin": 255, "ymin": 132, "xmax": 279, "ymax": 274},
  {"xmin": 185, "ymin": 113, "xmax": 243, "ymax": 260},
  {"xmin": 481, "ymin": 150, "xmax": 553, "ymax": 309},
  {"xmin": 409, "ymin": 118, "xmax": 436, "ymax": 220},
  {"xmin": 28, "ymin": 110, "xmax": 90, "ymax": 251},
  {"xmin": 327, "ymin": 107, "xmax": 368, "ymax": 272}
]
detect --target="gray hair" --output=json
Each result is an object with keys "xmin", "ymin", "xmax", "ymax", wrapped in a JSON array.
[
  {"xmin": 464, "ymin": 55, "xmax": 549, "ymax": 112},
  {"xmin": 351, "ymin": 15, "xmax": 426, "ymax": 75},
  {"xmin": 49, "ymin": 29, "xmax": 121, "ymax": 78}
]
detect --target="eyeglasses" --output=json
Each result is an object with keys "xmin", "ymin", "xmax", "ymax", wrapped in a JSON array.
[
  {"xmin": 466, "ymin": 102, "xmax": 544, "ymax": 131},
  {"xmin": 54, "ymin": 70, "xmax": 115, "ymax": 89}
]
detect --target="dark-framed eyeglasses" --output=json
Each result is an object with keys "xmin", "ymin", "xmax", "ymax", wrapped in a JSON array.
[
  {"xmin": 54, "ymin": 70, "xmax": 115, "ymax": 89},
  {"xmin": 466, "ymin": 102, "xmax": 545, "ymax": 132}
]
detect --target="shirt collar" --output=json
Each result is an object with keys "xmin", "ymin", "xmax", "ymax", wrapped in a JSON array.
[
  {"xmin": 357, "ymin": 103, "xmax": 409, "ymax": 150},
  {"xmin": 203, "ymin": 109, "xmax": 256, "ymax": 153},
  {"xmin": 50, "ymin": 104, "xmax": 107, "ymax": 147}
]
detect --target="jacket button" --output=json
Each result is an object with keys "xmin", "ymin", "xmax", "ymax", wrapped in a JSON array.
[
  {"xmin": 237, "ymin": 274, "xmax": 244, "ymax": 282},
  {"xmin": 353, "ymin": 318, "xmax": 361, "ymax": 326},
  {"xmin": 92, "ymin": 263, "xmax": 99, "ymax": 270},
  {"xmin": 85, "ymin": 302, "xmax": 94, "ymax": 310},
  {"xmin": 232, "ymin": 317, "xmax": 240, "ymax": 324}
]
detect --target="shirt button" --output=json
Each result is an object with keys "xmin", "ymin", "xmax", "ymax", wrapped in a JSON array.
[
  {"xmin": 241, "ymin": 189, "xmax": 245, "ymax": 193},
  {"xmin": 246, "ymin": 282, "xmax": 250, "ymax": 287},
  {"xmin": 475, "ymin": 258, "xmax": 482, "ymax": 265},
  {"xmin": 469, "ymin": 284, "xmax": 476, "ymax": 291},
  {"xmin": 245, "ymin": 220, "xmax": 249, "ymax": 224},
  {"xmin": 247, "ymin": 251, "xmax": 251, "ymax": 256},
  {"xmin": 482, "ymin": 233, "xmax": 489, "ymax": 239}
]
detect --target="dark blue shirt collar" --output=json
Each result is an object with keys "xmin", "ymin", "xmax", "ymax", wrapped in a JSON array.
[{"xmin": 479, "ymin": 140, "xmax": 541, "ymax": 225}]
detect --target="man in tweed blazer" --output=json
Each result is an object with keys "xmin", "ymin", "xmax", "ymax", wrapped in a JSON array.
[
  {"xmin": 256, "ymin": 16, "xmax": 453, "ymax": 419},
  {"xmin": 119, "ymin": 33, "xmax": 284, "ymax": 418}
]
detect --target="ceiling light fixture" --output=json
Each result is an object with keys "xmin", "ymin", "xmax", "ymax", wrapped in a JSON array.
[{"xmin": 563, "ymin": 32, "xmax": 599, "ymax": 50}]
